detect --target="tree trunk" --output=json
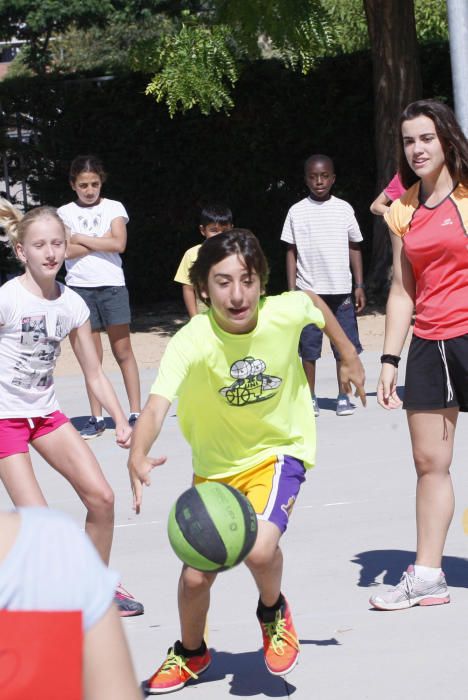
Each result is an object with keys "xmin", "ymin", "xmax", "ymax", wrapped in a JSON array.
[{"xmin": 363, "ymin": 0, "xmax": 422, "ymax": 299}]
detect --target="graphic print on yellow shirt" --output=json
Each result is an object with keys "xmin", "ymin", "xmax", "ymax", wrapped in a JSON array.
[{"xmin": 219, "ymin": 356, "xmax": 281, "ymax": 406}]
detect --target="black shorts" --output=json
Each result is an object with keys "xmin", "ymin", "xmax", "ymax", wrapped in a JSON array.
[
  {"xmin": 403, "ymin": 334, "xmax": 468, "ymax": 412},
  {"xmin": 299, "ymin": 294, "xmax": 362, "ymax": 362}
]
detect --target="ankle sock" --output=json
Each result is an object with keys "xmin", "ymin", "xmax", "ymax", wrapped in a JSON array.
[
  {"xmin": 174, "ymin": 640, "xmax": 207, "ymax": 658},
  {"xmin": 257, "ymin": 593, "xmax": 285, "ymax": 622},
  {"xmin": 414, "ymin": 564, "xmax": 442, "ymax": 581},
  {"xmin": 94, "ymin": 415, "xmax": 104, "ymax": 422}
]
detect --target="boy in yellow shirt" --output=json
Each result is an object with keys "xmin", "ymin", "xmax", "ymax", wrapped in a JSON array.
[
  {"xmin": 174, "ymin": 203, "xmax": 233, "ymax": 317},
  {"xmin": 129, "ymin": 229, "xmax": 366, "ymax": 694}
]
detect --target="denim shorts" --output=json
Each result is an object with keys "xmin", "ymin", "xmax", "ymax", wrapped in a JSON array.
[
  {"xmin": 69, "ymin": 285, "xmax": 131, "ymax": 331},
  {"xmin": 300, "ymin": 293, "xmax": 362, "ymax": 361}
]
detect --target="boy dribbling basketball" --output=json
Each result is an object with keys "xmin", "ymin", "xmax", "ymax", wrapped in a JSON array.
[{"xmin": 128, "ymin": 229, "xmax": 366, "ymax": 694}]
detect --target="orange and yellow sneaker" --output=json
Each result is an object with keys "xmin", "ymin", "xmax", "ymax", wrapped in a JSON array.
[
  {"xmin": 257, "ymin": 598, "xmax": 300, "ymax": 676},
  {"xmin": 142, "ymin": 642, "xmax": 211, "ymax": 695}
]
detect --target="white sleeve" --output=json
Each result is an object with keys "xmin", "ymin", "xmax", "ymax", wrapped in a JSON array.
[
  {"xmin": 0, "ymin": 281, "xmax": 15, "ymax": 326},
  {"xmin": 57, "ymin": 204, "xmax": 73, "ymax": 230},
  {"xmin": 11, "ymin": 508, "xmax": 119, "ymax": 631},
  {"xmin": 63, "ymin": 286, "xmax": 90, "ymax": 329},
  {"xmin": 346, "ymin": 204, "xmax": 363, "ymax": 243},
  {"xmin": 108, "ymin": 200, "xmax": 129, "ymax": 224},
  {"xmin": 280, "ymin": 210, "xmax": 295, "ymax": 244}
]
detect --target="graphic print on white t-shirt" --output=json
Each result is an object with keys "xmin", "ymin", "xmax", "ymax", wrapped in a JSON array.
[{"xmin": 12, "ymin": 313, "xmax": 68, "ymax": 390}]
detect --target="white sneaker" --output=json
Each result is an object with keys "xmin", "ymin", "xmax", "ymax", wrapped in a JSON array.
[
  {"xmin": 369, "ymin": 565, "xmax": 450, "ymax": 611},
  {"xmin": 336, "ymin": 394, "xmax": 356, "ymax": 416}
]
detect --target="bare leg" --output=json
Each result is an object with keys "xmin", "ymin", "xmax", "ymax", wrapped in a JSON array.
[
  {"xmin": 85, "ymin": 330, "xmax": 104, "ymax": 417},
  {"xmin": 244, "ymin": 520, "xmax": 283, "ymax": 605},
  {"xmin": 0, "ymin": 452, "xmax": 48, "ymax": 506},
  {"xmin": 335, "ymin": 360, "xmax": 347, "ymax": 394},
  {"xmin": 302, "ymin": 358, "xmax": 316, "ymax": 395},
  {"xmin": 178, "ymin": 566, "xmax": 217, "ymax": 649},
  {"xmin": 407, "ymin": 408, "xmax": 458, "ymax": 568},
  {"xmin": 32, "ymin": 422, "xmax": 115, "ymax": 563},
  {"xmin": 107, "ymin": 324, "xmax": 141, "ymax": 415}
]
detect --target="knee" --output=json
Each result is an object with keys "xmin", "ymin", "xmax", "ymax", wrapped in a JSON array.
[
  {"xmin": 181, "ymin": 567, "xmax": 214, "ymax": 595},
  {"xmin": 111, "ymin": 341, "xmax": 133, "ymax": 366},
  {"xmin": 85, "ymin": 485, "xmax": 115, "ymax": 517},
  {"xmin": 413, "ymin": 449, "xmax": 450, "ymax": 478},
  {"xmin": 246, "ymin": 544, "xmax": 278, "ymax": 572}
]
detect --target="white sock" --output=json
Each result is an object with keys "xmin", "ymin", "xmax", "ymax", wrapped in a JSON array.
[
  {"xmin": 414, "ymin": 564, "xmax": 442, "ymax": 580},
  {"xmin": 94, "ymin": 415, "xmax": 104, "ymax": 422}
]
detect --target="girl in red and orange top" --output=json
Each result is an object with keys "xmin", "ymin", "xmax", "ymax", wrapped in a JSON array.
[{"xmin": 370, "ymin": 99, "xmax": 468, "ymax": 611}]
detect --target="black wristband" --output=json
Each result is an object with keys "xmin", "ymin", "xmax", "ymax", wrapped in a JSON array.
[{"xmin": 380, "ymin": 354, "xmax": 400, "ymax": 367}]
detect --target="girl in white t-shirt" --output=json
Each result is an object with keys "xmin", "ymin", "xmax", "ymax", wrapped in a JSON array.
[
  {"xmin": 0, "ymin": 198, "xmax": 143, "ymax": 617},
  {"xmin": 58, "ymin": 155, "xmax": 141, "ymax": 440}
]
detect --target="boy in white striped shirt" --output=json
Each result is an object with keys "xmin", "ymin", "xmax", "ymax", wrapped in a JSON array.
[{"xmin": 281, "ymin": 154, "xmax": 366, "ymax": 417}]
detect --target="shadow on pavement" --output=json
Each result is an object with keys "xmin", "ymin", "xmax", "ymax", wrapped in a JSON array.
[
  {"xmin": 352, "ymin": 549, "xmax": 468, "ymax": 588},
  {"xmin": 201, "ymin": 648, "xmax": 297, "ymax": 696}
]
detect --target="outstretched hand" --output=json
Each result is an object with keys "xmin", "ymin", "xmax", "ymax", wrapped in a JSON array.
[
  {"xmin": 339, "ymin": 353, "xmax": 367, "ymax": 406},
  {"xmin": 128, "ymin": 454, "xmax": 167, "ymax": 514}
]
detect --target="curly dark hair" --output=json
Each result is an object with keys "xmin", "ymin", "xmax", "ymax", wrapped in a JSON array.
[
  {"xmin": 398, "ymin": 100, "xmax": 468, "ymax": 189},
  {"xmin": 189, "ymin": 228, "xmax": 269, "ymax": 304}
]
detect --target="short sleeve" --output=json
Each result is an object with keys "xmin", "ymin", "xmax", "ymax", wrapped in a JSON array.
[
  {"xmin": 384, "ymin": 173, "xmax": 406, "ymax": 201},
  {"xmin": 0, "ymin": 283, "xmax": 13, "ymax": 326},
  {"xmin": 64, "ymin": 286, "xmax": 90, "ymax": 329},
  {"xmin": 57, "ymin": 204, "xmax": 72, "ymax": 230},
  {"xmin": 295, "ymin": 291, "xmax": 325, "ymax": 329},
  {"xmin": 345, "ymin": 205, "xmax": 363, "ymax": 243},
  {"xmin": 3, "ymin": 508, "xmax": 119, "ymax": 632},
  {"xmin": 280, "ymin": 210, "xmax": 295, "ymax": 244},
  {"xmin": 174, "ymin": 251, "xmax": 192, "ymax": 285},
  {"xmin": 108, "ymin": 200, "xmax": 129, "ymax": 224},
  {"xmin": 151, "ymin": 324, "xmax": 198, "ymax": 401}
]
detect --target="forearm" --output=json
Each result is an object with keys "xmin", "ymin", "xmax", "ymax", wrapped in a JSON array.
[
  {"xmin": 86, "ymin": 370, "xmax": 127, "ymax": 424},
  {"xmin": 304, "ymin": 291, "xmax": 357, "ymax": 359},
  {"xmin": 72, "ymin": 235, "xmax": 125, "ymax": 254},
  {"xmin": 349, "ymin": 246, "xmax": 364, "ymax": 285},
  {"xmin": 370, "ymin": 192, "xmax": 391, "ymax": 216},
  {"xmin": 129, "ymin": 395, "xmax": 169, "ymax": 461},
  {"xmin": 66, "ymin": 242, "xmax": 90, "ymax": 259},
  {"xmin": 182, "ymin": 285, "xmax": 198, "ymax": 318},
  {"xmin": 285, "ymin": 246, "xmax": 297, "ymax": 290},
  {"xmin": 383, "ymin": 287, "xmax": 414, "ymax": 355}
]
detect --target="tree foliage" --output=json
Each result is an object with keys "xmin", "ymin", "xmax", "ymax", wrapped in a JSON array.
[
  {"xmin": 144, "ymin": 20, "xmax": 239, "ymax": 116},
  {"xmin": 0, "ymin": 0, "xmax": 113, "ymax": 73}
]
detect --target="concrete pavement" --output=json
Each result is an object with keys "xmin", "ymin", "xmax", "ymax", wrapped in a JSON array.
[{"xmin": 1, "ymin": 351, "xmax": 468, "ymax": 699}]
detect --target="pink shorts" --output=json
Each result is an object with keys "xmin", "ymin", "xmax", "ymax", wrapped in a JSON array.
[{"xmin": 0, "ymin": 411, "xmax": 69, "ymax": 460}]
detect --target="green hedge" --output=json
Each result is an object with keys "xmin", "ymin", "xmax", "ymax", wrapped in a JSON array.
[{"xmin": 0, "ymin": 45, "xmax": 451, "ymax": 303}]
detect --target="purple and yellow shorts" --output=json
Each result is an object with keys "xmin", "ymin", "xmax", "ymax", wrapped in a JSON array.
[{"xmin": 195, "ymin": 455, "xmax": 306, "ymax": 534}]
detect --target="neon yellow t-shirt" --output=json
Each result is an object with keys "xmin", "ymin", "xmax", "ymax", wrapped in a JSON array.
[
  {"xmin": 174, "ymin": 244, "xmax": 201, "ymax": 285},
  {"xmin": 151, "ymin": 291, "xmax": 324, "ymax": 478}
]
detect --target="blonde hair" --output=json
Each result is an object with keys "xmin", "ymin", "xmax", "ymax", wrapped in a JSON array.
[{"xmin": 0, "ymin": 198, "xmax": 65, "ymax": 249}]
